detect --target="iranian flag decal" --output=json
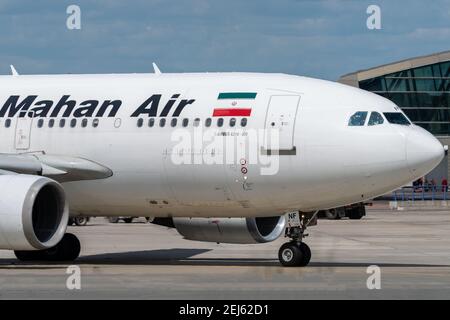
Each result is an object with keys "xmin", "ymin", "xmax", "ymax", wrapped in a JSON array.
[{"xmin": 213, "ymin": 92, "xmax": 257, "ymax": 117}]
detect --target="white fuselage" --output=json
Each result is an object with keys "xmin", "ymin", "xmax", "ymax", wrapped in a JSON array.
[{"xmin": 0, "ymin": 73, "xmax": 444, "ymax": 218}]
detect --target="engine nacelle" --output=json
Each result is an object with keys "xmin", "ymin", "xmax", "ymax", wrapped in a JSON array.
[
  {"xmin": 0, "ymin": 175, "xmax": 68, "ymax": 250},
  {"xmin": 171, "ymin": 216, "xmax": 286, "ymax": 244}
]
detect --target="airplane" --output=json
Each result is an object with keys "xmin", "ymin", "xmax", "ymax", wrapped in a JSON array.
[{"xmin": 0, "ymin": 66, "xmax": 445, "ymax": 267}]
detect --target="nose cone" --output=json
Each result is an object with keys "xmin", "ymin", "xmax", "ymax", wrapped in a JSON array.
[{"xmin": 407, "ymin": 127, "xmax": 445, "ymax": 178}]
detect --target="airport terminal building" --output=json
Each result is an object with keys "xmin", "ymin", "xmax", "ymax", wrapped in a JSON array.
[{"xmin": 339, "ymin": 51, "xmax": 450, "ymax": 181}]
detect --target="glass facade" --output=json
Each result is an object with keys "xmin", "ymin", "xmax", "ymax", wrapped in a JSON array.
[{"xmin": 359, "ymin": 61, "xmax": 450, "ymax": 135}]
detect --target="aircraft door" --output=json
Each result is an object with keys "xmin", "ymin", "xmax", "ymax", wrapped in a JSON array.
[
  {"xmin": 263, "ymin": 95, "xmax": 300, "ymax": 153},
  {"xmin": 15, "ymin": 111, "xmax": 34, "ymax": 150}
]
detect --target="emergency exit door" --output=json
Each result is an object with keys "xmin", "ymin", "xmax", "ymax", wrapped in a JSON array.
[
  {"xmin": 15, "ymin": 112, "xmax": 34, "ymax": 150},
  {"xmin": 264, "ymin": 95, "xmax": 300, "ymax": 152}
]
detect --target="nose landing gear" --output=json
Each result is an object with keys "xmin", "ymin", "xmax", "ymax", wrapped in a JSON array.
[{"xmin": 278, "ymin": 211, "xmax": 318, "ymax": 267}]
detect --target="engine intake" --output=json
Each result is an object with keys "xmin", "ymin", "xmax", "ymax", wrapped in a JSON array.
[
  {"xmin": 0, "ymin": 175, "xmax": 68, "ymax": 250},
  {"xmin": 166, "ymin": 216, "xmax": 286, "ymax": 244}
]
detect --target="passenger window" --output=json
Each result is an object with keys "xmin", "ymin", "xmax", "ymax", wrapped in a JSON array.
[
  {"xmin": 217, "ymin": 118, "xmax": 224, "ymax": 127},
  {"xmin": 194, "ymin": 118, "xmax": 200, "ymax": 127},
  {"xmin": 5, "ymin": 119, "xmax": 11, "ymax": 128},
  {"xmin": 241, "ymin": 118, "xmax": 247, "ymax": 127},
  {"xmin": 48, "ymin": 119, "xmax": 55, "ymax": 128},
  {"xmin": 182, "ymin": 118, "xmax": 189, "ymax": 127},
  {"xmin": 368, "ymin": 112, "xmax": 384, "ymax": 126},
  {"xmin": 160, "ymin": 118, "xmax": 166, "ymax": 127},
  {"xmin": 230, "ymin": 118, "xmax": 236, "ymax": 127},
  {"xmin": 37, "ymin": 119, "xmax": 44, "ymax": 128},
  {"xmin": 70, "ymin": 119, "xmax": 77, "ymax": 128},
  {"xmin": 148, "ymin": 118, "xmax": 155, "ymax": 127},
  {"xmin": 59, "ymin": 119, "xmax": 66, "ymax": 128},
  {"xmin": 171, "ymin": 118, "xmax": 177, "ymax": 127},
  {"xmin": 348, "ymin": 112, "xmax": 368, "ymax": 126},
  {"xmin": 137, "ymin": 118, "xmax": 144, "ymax": 128},
  {"xmin": 82, "ymin": 119, "xmax": 88, "ymax": 128},
  {"xmin": 93, "ymin": 118, "xmax": 99, "ymax": 128},
  {"xmin": 205, "ymin": 118, "xmax": 212, "ymax": 127}
]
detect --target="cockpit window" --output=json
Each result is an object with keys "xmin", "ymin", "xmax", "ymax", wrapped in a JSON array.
[
  {"xmin": 348, "ymin": 111, "xmax": 368, "ymax": 126},
  {"xmin": 368, "ymin": 112, "xmax": 384, "ymax": 126},
  {"xmin": 383, "ymin": 112, "xmax": 411, "ymax": 125}
]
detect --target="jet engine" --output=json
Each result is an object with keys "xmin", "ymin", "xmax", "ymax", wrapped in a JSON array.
[
  {"xmin": 153, "ymin": 216, "xmax": 286, "ymax": 244},
  {"xmin": 0, "ymin": 175, "xmax": 68, "ymax": 250}
]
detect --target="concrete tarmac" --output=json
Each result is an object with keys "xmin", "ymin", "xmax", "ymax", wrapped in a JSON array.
[{"xmin": 1, "ymin": 209, "xmax": 450, "ymax": 299}]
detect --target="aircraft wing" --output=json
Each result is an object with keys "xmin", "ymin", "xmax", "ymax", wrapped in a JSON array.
[{"xmin": 0, "ymin": 153, "xmax": 113, "ymax": 182}]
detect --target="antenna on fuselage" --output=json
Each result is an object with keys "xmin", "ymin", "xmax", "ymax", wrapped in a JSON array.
[
  {"xmin": 152, "ymin": 62, "xmax": 162, "ymax": 75},
  {"xmin": 10, "ymin": 65, "xmax": 19, "ymax": 76}
]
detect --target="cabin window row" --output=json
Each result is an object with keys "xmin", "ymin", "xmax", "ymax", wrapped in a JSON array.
[
  {"xmin": 136, "ymin": 117, "xmax": 248, "ymax": 128},
  {"xmin": 37, "ymin": 118, "xmax": 100, "ymax": 128},
  {"xmin": 1, "ymin": 118, "xmax": 101, "ymax": 129}
]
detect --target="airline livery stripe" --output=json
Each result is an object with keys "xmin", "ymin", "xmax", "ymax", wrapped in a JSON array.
[
  {"xmin": 217, "ymin": 92, "xmax": 257, "ymax": 100},
  {"xmin": 213, "ymin": 108, "xmax": 252, "ymax": 117}
]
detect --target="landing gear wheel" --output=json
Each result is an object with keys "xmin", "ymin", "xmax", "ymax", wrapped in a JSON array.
[
  {"xmin": 349, "ymin": 207, "xmax": 364, "ymax": 220},
  {"xmin": 14, "ymin": 250, "xmax": 44, "ymax": 261},
  {"xmin": 52, "ymin": 233, "xmax": 81, "ymax": 261},
  {"xmin": 279, "ymin": 242, "xmax": 303, "ymax": 267},
  {"xmin": 108, "ymin": 217, "xmax": 120, "ymax": 223},
  {"xmin": 299, "ymin": 242, "xmax": 311, "ymax": 266},
  {"xmin": 74, "ymin": 217, "xmax": 88, "ymax": 226},
  {"xmin": 325, "ymin": 209, "xmax": 341, "ymax": 220},
  {"xmin": 14, "ymin": 233, "xmax": 81, "ymax": 262},
  {"xmin": 123, "ymin": 218, "xmax": 133, "ymax": 224},
  {"xmin": 346, "ymin": 204, "xmax": 365, "ymax": 220}
]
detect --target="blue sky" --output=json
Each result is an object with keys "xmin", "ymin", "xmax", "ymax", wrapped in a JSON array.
[{"xmin": 0, "ymin": 0, "xmax": 449, "ymax": 80}]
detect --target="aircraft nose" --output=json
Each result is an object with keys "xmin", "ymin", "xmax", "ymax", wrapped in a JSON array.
[{"xmin": 406, "ymin": 126, "xmax": 445, "ymax": 177}]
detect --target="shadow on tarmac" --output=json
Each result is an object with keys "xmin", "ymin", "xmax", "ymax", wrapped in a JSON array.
[{"xmin": 1, "ymin": 248, "xmax": 450, "ymax": 268}]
